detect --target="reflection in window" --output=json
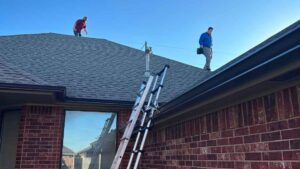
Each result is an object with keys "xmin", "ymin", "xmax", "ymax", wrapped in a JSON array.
[{"xmin": 62, "ymin": 111, "xmax": 116, "ymax": 169}]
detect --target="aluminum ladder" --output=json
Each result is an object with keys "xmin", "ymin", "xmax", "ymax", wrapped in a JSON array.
[{"xmin": 110, "ymin": 65, "xmax": 169, "ymax": 169}]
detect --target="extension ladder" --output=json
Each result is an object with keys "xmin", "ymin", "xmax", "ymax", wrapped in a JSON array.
[{"xmin": 110, "ymin": 65, "xmax": 169, "ymax": 169}]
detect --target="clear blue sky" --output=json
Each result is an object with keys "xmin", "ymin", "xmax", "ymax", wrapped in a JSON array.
[{"xmin": 1, "ymin": 0, "xmax": 299, "ymax": 70}]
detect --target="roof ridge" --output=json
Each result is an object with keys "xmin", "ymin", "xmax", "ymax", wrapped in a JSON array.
[
  {"xmin": 0, "ymin": 33, "xmax": 204, "ymax": 71},
  {"xmin": 101, "ymin": 39, "xmax": 204, "ymax": 71}
]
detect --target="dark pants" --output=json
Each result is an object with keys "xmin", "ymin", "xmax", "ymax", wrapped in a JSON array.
[{"xmin": 74, "ymin": 30, "xmax": 81, "ymax": 37}]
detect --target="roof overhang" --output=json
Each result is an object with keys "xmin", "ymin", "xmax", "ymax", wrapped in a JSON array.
[
  {"xmin": 0, "ymin": 83, "xmax": 133, "ymax": 111},
  {"xmin": 0, "ymin": 83, "xmax": 65, "ymax": 109}
]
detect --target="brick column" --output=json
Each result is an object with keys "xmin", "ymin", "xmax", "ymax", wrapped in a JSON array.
[
  {"xmin": 15, "ymin": 106, "xmax": 64, "ymax": 169},
  {"xmin": 116, "ymin": 109, "xmax": 133, "ymax": 169}
]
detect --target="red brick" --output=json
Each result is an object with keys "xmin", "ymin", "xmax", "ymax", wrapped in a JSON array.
[
  {"xmin": 244, "ymin": 134, "xmax": 260, "ymax": 143},
  {"xmin": 250, "ymin": 124, "xmax": 267, "ymax": 134},
  {"xmin": 291, "ymin": 86, "xmax": 300, "ymax": 116},
  {"xmin": 251, "ymin": 162, "xmax": 269, "ymax": 169},
  {"xmin": 250, "ymin": 142, "xmax": 269, "ymax": 152},
  {"xmin": 269, "ymin": 120, "xmax": 289, "ymax": 131},
  {"xmin": 289, "ymin": 117, "xmax": 300, "ymax": 128},
  {"xmin": 236, "ymin": 104, "xmax": 244, "ymax": 127},
  {"xmin": 292, "ymin": 162, "xmax": 300, "ymax": 169},
  {"xmin": 230, "ymin": 153, "xmax": 245, "ymax": 160},
  {"xmin": 269, "ymin": 162, "xmax": 292, "ymax": 169},
  {"xmin": 229, "ymin": 137, "xmax": 243, "ymax": 144},
  {"xmin": 282, "ymin": 128, "xmax": 300, "ymax": 139},
  {"xmin": 219, "ymin": 109, "xmax": 227, "ymax": 130},
  {"xmin": 269, "ymin": 141, "xmax": 290, "ymax": 150},
  {"xmin": 235, "ymin": 144, "xmax": 250, "ymax": 152},
  {"xmin": 212, "ymin": 112, "xmax": 219, "ymax": 132},
  {"xmin": 264, "ymin": 93, "xmax": 278, "ymax": 122},
  {"xmin": 278, "ymin": 90, "xmax": 286, "ymax": 120},
  {"xmin": 261, "ymin": 131, "xmax": 281, "ymax": 141},
  {"xmin": 263, "ymin": 152, "xmax": 282, "ymax": 160},
  {"xmin": 200, "ymin": 116, "xmax": 207, "ymax": 134},
  {"xmin": 235, "ymin": 162, "xmax": 251, "ymax": 169},
  {"xmin": 217, "ymin": 138, "xmax": 229, "ymax": 145},
  {"xmin": 221, "ymin": 130, "xmax": 234, "ymax": 138},
  {"xmin": 283, "ymin": 88, "xmax": 294, "ymax": 118},
  {"xmin": 235, "ymin": 127, "xmax": 249, "ymax": 136},
  {"xmin": 207, "ymin": 140, "xmax": 216, "ymax": 146},
  {"xmin": 242, "ymin": 102, "xmax": 253, "ymax": 126},
  {"xmin": 206, "ymin": 114, "xmax": 212, "ymax": 133},
  {"xmin": 290, "ymin": 139, "xmax": 300, "ymax": 149},
  {"xmin": 222, "ymin": 146, "xmax": 234, "ymax": 153},
  {"xmin": 245, "ymin": 153, "xmax": 261, "ymax": 160},
  {"xmin": 283, "ymin": 150, "xmax": 300, "ymax": 160}
]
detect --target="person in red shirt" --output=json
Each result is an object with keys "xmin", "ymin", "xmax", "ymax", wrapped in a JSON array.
[{"xmin": 73, "ymin": 16, "xmax": 88, "ymax": 37}]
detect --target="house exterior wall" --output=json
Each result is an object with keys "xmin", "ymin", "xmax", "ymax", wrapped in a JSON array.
[
  {"xmin": 13, "ymin": 106, "xmax": 131, "ymax": 169},
  {"xmin": 139, "ymin": 85, "xmax": 300, "ymax": 169}
]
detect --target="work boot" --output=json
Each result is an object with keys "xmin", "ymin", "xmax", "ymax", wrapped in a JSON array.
[{"xmin": 204, "ymin": 67, "xmax": 211, "ymax": 72}]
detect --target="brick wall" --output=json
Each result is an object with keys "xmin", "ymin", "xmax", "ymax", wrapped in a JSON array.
[
  {"xmin": 139, "ymin": 85, "xmax": 300, "ymax": 169},
  {"xmin": 117, "ymin": 109, "xmax": 133, "ymax": 169},
  {"xmin": 15, "ymin": 106, "xmax": 64, "ymax": 169}
]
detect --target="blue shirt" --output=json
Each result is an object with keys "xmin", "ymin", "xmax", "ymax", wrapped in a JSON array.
[{"xmin": 199, "ymin": 32, "xmax": 212, "ymax": 48}]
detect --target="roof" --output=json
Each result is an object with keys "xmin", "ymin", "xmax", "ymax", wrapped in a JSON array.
[
  {"xmin": 0, "ymin": 33, "xmax": 209, "ymax": 103},
  {"xmin": 0, "ymin": 58, "xmax": 48, "ymax": 85},
  {"xmin": 63, "ymin": 146, "xmax": 75, "ymax": 155}
]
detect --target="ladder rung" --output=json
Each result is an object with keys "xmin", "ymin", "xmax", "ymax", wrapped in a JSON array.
[
  {"xmin": 121, "ymin": 137, "xmax": 129, "ymax": 141},
  {"xmin": 132, "ymin": 149, "xmax": 144, "ymax": 154},
  {"xmin": 157, "ymin": 65, "xmax": 169, "ymax": 76},
  {"xmin": 138, "ymin": 126, "xmax": 151, "ymax": 132},
  {"xmin": 151, "ymin": 84, "xmax": 163, "ymax": 94}
]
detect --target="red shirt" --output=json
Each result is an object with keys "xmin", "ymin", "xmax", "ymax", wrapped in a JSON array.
[{"xmin": 75, "ymin": 19, "xmax": 86, "ymax": 32}]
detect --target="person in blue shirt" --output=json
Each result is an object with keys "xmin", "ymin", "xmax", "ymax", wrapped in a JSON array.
[{"xmin": 199, "ymin": 27, "xmax": 213, "ymax": 71}]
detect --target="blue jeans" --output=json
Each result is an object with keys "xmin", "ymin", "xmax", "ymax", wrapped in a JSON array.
[{"xmin": 74, "ymin": 30, "xmax": 81, "ymax": 37}]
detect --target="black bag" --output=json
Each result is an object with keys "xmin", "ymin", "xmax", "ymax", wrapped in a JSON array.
[{"xmin": 197, "ymin": 47, "xmax": 203, "ymax": 54}]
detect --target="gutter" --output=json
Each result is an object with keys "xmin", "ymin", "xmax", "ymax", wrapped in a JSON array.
[{"xmin": 0, "ymin": 83, "xmax": 66, "ymax": 100}]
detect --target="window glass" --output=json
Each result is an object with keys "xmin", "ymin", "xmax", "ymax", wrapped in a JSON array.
[{"xmin": 62, "ymin": 111, "xmax": 116, "ymax": 169}]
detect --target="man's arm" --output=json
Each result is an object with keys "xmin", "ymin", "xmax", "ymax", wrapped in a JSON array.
[
  {"xmin": 83, "ymin": 23, "xmax": 87, "ymax": 35},
  {"xmin": 199, "ymin": 34, "xmax": 204, "ymax": 48},
  {"xmin": 73, "ymin": 23, "xmax": 76, "ymax": 31}
]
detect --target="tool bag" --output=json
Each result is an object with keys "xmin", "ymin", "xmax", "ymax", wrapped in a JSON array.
[{"xmin": 197, "ymin": 47, "xmax": 203, "ymax": 54}]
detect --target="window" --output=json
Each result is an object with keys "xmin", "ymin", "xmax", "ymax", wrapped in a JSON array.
[
  {"xmin": 0, "ymin": 110, "xmax": 21, "ymax": 169},
  {"xmin": 62, "ymin": 111, "xmax": 117, "ymax": 169}
]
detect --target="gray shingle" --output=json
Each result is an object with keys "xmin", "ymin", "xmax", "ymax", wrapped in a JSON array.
[
  {"xmin": 0, "ymin": 33, "xmax": 209, "ymax": 102},
  {"xmin": 0, "ymin": 58, "xmax": 48, "ymax": 85}
]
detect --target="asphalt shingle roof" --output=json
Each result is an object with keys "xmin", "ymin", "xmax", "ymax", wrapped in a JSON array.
[
  {"xmin": 0, "ymin": 58, "xmax": 48, "ymax": 85},
  {"xmin": 0, "ymin": 33, "xmax": 209, "ymax": 102}
]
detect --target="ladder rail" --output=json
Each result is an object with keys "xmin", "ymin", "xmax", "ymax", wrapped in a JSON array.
[
  {"xmin": 126, "ymin": 74, "xmax": 160, "ymax": 169},
  {"xmin": 132, "ymin": 65, "xmax": 169, "ymax": 169},
  {"xmin": 110, "ymin": 75, "xmax": 154, "ymax": 169},
  {"xmin": 111, "ymin": 65, "xmax": 169, "ymax": 169}
]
